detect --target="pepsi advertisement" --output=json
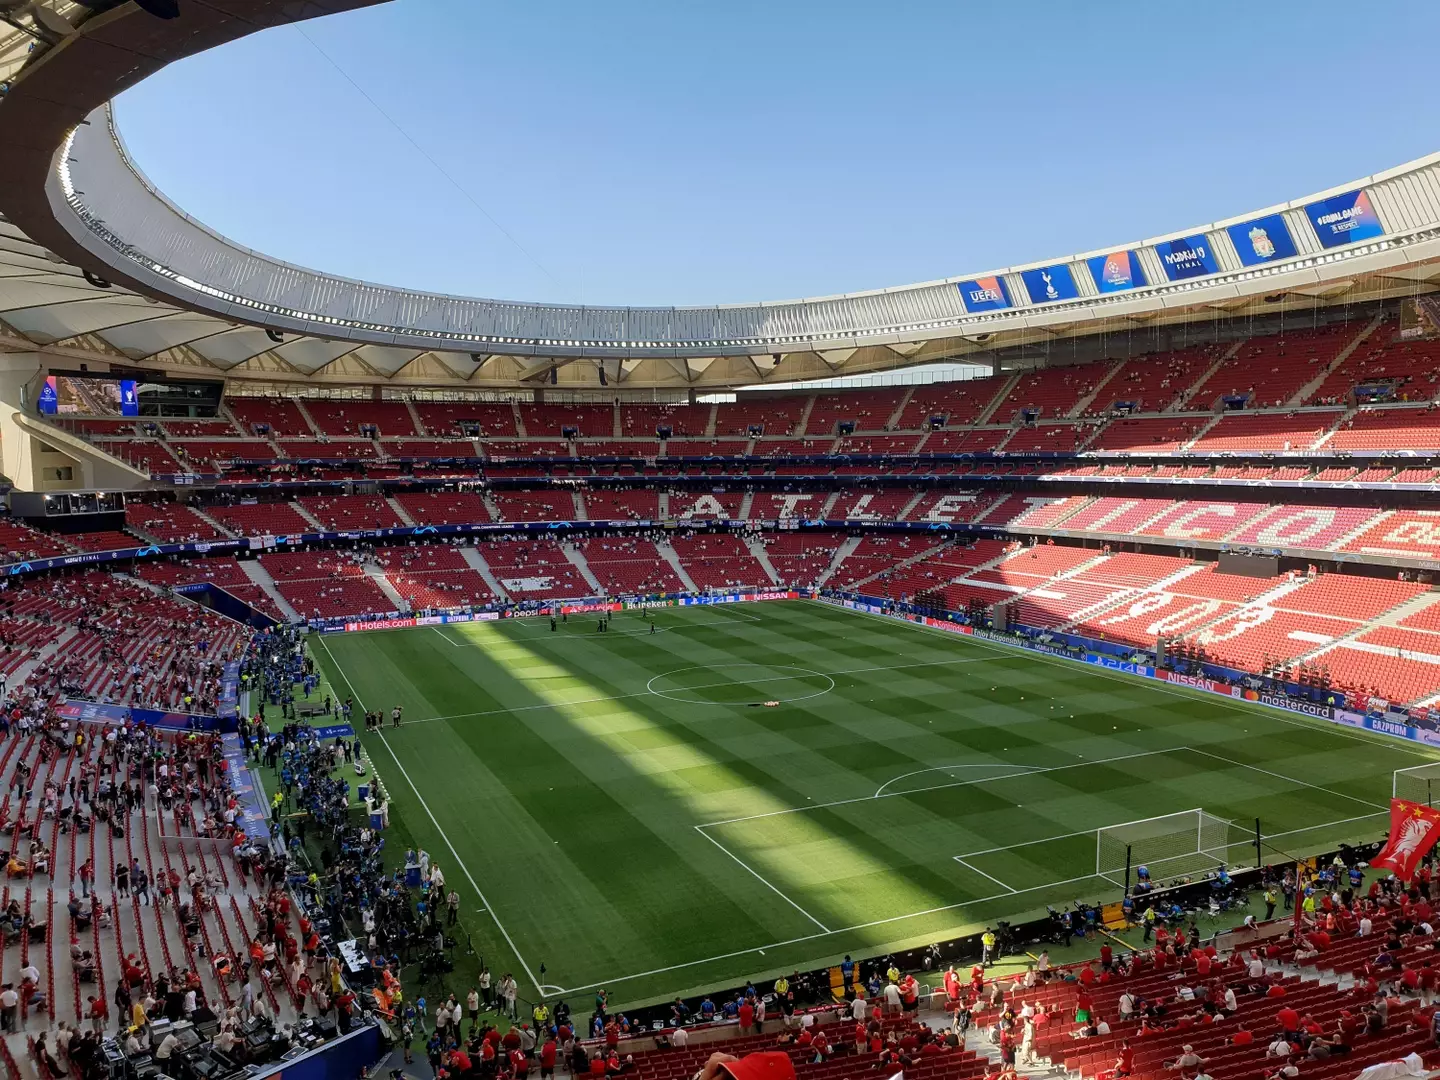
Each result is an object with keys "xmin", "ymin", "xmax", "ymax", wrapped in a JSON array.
[
  {"xmin": 1019, "ymin": 263, "xmax": 1079, "ymax": 305},
  {"xmin": 1305, "ymin": 188, "xmax": 1384, "ymax": 249},
  {"xmin": 1226, "ymin": 213, "xmax": 1297, "ymax": 267},
  {"xmin": 1155, "ymin": 234, "xmax": 1219, "ymax": 281},
  {"xmin": 1086, "ymin": 250, "xmax": 1147, "ymax": 294},
  {"xmin": 957, "ymin": 275, "xmax": 1012, "ymax": 313}
]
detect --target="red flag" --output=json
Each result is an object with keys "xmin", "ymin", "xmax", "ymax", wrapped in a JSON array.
[{"xmin": 1371, "ymin": 799, "xmax": 1440, "ymax": 881}]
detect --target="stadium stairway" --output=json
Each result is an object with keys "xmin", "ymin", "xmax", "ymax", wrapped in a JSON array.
[
  {"xmin": 564, "ymin": 545, "xmax": 604, "ymax": 594},
  {"xmin": 386, "ymin": 498, "xmax": 416, "ymax": 526},
  {"xmin": 291, "ymin": 398, "xmax": 323, "ymax": 436},
  {"xmin": 239, "ymin": 560, "xmax": 301, "ymax": 622},
  {"xmin": 186, "ymin": 506, "xmax": 236, "ymax": 539},
  {"xmin": 1310, "ymin": 407, "xmax": 1357, "ymax": 451},
  {"xmin": 736, "ymin": 492, "xmax": 756, "ymax": 519},
  {"xmin": 364, "ymin": 565, "xmax": 410, "ymax": 613},
  {"xmin": 1068, "ymin": 361, "xmax": 1126, "ymax": 418},
  {"xmin": 289, "ymin": 502, "xmax": 325, "ymax": 530},
  {"xmin": 403, "ymin": 398, "xmax": 426, "ymax": 435},
  {"xmin": 459, "ymin": 546, "xmax": 510, "ymax": 602},
  {"xmin": 1287, "ymin": 312, "xmax": 1387, "ymax": 407},
  {"xmin": 816, "ymin": 536, "xmax": 863, "ymax": 587},
  {"xmin": 847, "ymin": 540, "xmax": 955, "ymax": 591},
  {"xmin": 511, "ymin": 401, "xmax": 527, "ymax": 437},
  {"xmin": 973, "ymin": 373, "xmax": 1022, "ymax": 425},
  {"xmin": 655, "ymin": 541, "xmax": 699, "ymax": 592},
  {"xmin": 1172, "ymin": 339, "xmax": 1246, "ymax": 411},
  {"xmin": 743, "ymin": 538, "xmax": 783, "ymax": 586},
  {"xmin": 883, "ymin": 387, "xmax": 917, "ymax": 430}
]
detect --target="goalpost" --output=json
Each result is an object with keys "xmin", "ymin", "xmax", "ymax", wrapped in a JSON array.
[
  {"xmin": 1394, "ymin": 763, "xmax": 1440, "ymax": 806},
  {"xmin": 1096, "ymin": 808, "xmax": 1246, "ymax": 888}
]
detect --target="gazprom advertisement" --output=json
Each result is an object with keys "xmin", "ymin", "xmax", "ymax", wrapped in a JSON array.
[
  {"xmin": 1305, "ymin": 188, "xmax": 1384, "ymax": 249},
  {"xmin": 1226, "ymin": 213, "xmax": 1297, "ymax": 267},
  {"xmin": 1019, "ymin": 264, "xmax": 1079, "ymax": 305},
  {"xmin": 1155, "ymin": 234, "xmax": 1219, "ymax": 281},
  {"xmin": 956, "ymin": 276, "xmax": 1012, "ymax": 313},
  {"xmin": 1087, "ymin": 250, "xmax": 1147, "ymax": 293}
]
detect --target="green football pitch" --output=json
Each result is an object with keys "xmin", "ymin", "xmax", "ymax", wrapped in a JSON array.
[{"xmin": 310, "ymin": 599, "xmax": 1433, "ymax": 1008}]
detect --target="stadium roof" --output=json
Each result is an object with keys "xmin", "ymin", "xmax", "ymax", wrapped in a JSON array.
[{"xmin": 2, "ymin": 1, "xmax": 1440, "ymax": 391}]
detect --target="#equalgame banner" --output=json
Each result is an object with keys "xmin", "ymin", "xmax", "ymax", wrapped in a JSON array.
[
  {"xmin": 1226, "ymin": 213, "xmax": 1298, "ymax": 266},
  {"xmin": 1305, "ymin": 188, "xmax": 1385, "ymax": 249},
  {"xmin": 1155, "ymin": 234, "xmax": 1219, "ymax": 281},
  {"xmin": 1086, "ymin": 250, "xmax": 1147, "ymax": 294},
  {"xmin": 956, "ymin": 275, "xmax": 1012, "ymax": 313},
  {"xmin": 1019, "ymin": 263, "xmax": 1080, "ymax": 305}
]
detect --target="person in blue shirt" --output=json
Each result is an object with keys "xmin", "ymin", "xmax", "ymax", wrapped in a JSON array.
[
  {"xmin": 699, "ymin": 996, "xmax": 715, "ymax": 1021},
  {"xmin": 721, "ymin": 996, "xmax": 740, "ymax": 1019},
  {"xmin": 840, "ymin": 955, "xmax": 855, "ymax": 989},
  {"xmin": 867, "ymin": 973, "xmax": 882, "ymax": 998}
]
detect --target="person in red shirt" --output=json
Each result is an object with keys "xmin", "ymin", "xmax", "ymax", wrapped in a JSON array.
[
  {"xmin": 1232, "ymin": 1030, "xmax": 1254, "ymax": 1046},
  {"xmin": 509, "ymin": 1049, "xmax": 529, "ymax": 1079},
  {"xmin": 1277, "ymin": 1006, "xmax": 1300, "ymax": 1033},
  {"xmin": 1077, "ymin": 963, "xmax": 1096, "ymax": 986},
  {"xmin": 1266, "ymin": 982, "xmax": 1287, "ymax": 998},
  {"xmin": 944, "ymin": 966, "xmax": 960, "ymax": 1001},
  {"xmin": 1114, "ymin": 1040, "xmax": 1135, "ymax": 1076},
  {"xmin": 587, "ymin": 1053, "xmax": 606, "ymax": 1077},
  {"xmin": 540, "ymin": 1038, "xmax": 556, "ymax": 1080},
  {"xmin": 738, "ymin": 999, "xmax": 755, "ymax": 1034}
]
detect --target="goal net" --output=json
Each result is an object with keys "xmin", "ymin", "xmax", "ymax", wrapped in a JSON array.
[
  {"xmin": 1394, "ymin": 763, "xmax": 1440, "ymax": 805},
  {"xmin": 1096, "ymin": 809, "xmax": 1243, "ymax": 888}
]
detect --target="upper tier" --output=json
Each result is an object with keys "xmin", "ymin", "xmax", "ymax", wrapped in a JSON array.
[{"xmin": 0, "ymin": 0, "xmax": 1438, "ymax": 384}]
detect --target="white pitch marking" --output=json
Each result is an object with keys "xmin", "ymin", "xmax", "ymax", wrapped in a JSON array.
[
  {"xmin": 953, "ymin": 857, "xmax": 1017, "ymax": 894},
  {"xmin": 874, "ymin": 763, "xmax": 1045, "ymax": 798},
  {"xmin": 316, "ymin": 635, "xmax": 547, "ymax": 996},
  {"xmin": 693, "ymin": 825, "xmax": 830, "ymax": 933}
]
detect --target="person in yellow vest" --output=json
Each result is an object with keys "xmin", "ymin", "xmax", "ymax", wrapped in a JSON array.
[
  {"xmin": 532, "ymin": 1001, "xmax": 550, "ymax": 1030},
  {"xmin": 1264, "ymin": 887, "xmax": 1278, "ymax": 920},
  {"xmin": 773, "ymin": 975, "xmax": 788, "ymax": 997},
  {"xmin": 885, "ymin": 963, "xmax": 900, "ymax": 984},
  {"xmin": 981, "ymin": 928, "xmax": 997, "ymax": 966},
  {"xmin": 1142, "ymin": 905, "xmax": 1157, "ymax": 942}
]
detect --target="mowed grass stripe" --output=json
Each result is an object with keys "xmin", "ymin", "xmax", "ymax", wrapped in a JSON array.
[{"xmin": 314, "ymin": 602, "xmax": 1429, "ymax": 1006}]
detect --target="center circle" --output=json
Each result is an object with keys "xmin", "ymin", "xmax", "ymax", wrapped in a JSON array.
[{"xmin": 646, "ymin": 663, "xmax": 836, "ymax": 706}]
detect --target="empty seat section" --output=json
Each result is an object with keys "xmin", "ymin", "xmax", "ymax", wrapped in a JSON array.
[
  {"xmin": 760, "ymin": 533, "xmax": 844, "ymax": 586},
  {"xmin": 620, "ymin": 403, "xmax": 710, "ymax": 438},
  {"xmin": 227, "ymin": 397, "xmax": 313, "ymax": 436},
  {"xmin": 804, "ymin": 389, "xmax": 906, "ymax": 434},
  {"xmin": 1341, "ymin": 510, "xmax": 1440, "ymax": 560},
  {"xmin": 836, "ymin": 434, "xmax": 922, "ymax": 454},
  {"xmin": 0, "ymin": 519, "xmax": 72, "ymax": 560},
  {"xmin": 377, "ymin": 546, "xmax": 496, "ymax": 609},
  {"xmin": 62, "ymin": 530, "xmax": 138, "ymax": 552},
  {"xmin": 1305, "ymin": 330, "xmax": 1440, "ymax": 405},
  {"xmin": 579, "ymin": 539, "xmax": 686, "ymax": 595},
  {"xmin": 1089, "ymin": 415, "xmax": 1207, "ymax": 451},
  {"xmin": 207, "ymin": 501, "xmax": 313, "ymax": 535},
  {"xmin": 168, "ymin": 440, "xmax": 276, "ymax": 466},
  {"xmin": 574, "ymin": 440, "xmax": 660, "ymax": 459},
  {"xmin": 581, "ymin": 490, "xmax": 660, "ymax": 521},
  {"xmin": 1001, "ymin": 423, "xmax": 1092, "ymax": 452},
  {"xmin": 261, "ymin": 550, "xmax": 397, "ymax": 618},
  {"xmin": 394, "ymin": 490, "xmax": 492, "ymax": 525},
  {"xmin": 1135, "ymin": 499, "xmax": 1271, "ymax": 541},
  {"xmin": 278, "ymin": 438, "xmax": 378, "ymax": 459},
  {"xmin": 518, "ymin": 404, "xmax": 614, "ymax": 437},
  {"xmin": 383, "ymin": 439, "xmax": 479, "ymax": 458},
  {"xmin": 1053, "ymin": 497, "xmax": 1175, "ymax": 535},
  {"xmin": 413, "ymin": 401, "xmax": 517, "ymax": 436},
  {"xmin": 158, "ymin": 419, "xmax": 235, "ymax": 437},
  {"xmin": 1331, "ymin": 406, "xmax": 1440, "ymax": 451},
  {"xmin": 831, "ymin": 490, "xmax": 916, "ymax": 521},
  {"xmin": 479, "ymin": 540, "xmax": 585, "ymax": 599},
  {"xmin": 305, "ymin": 400, "xmax": 418, "ymax": 436},
  {"xmin": 1185, "ymin": 608, "xmax": 1362, "ymax": 671},
  {"xmin": 714, "ymin": 397, "xmax": 808, "ymax": 436},
  {"xmin": 1189, "ymin": 410, "xmax": 1341, "ymax": 451},
  {"xmin": 492, "ymin": 490, "xmax": 575, "ymax": 522},
  {"xmin": 1097, "ymin": 345, "xmax": 1221, "ymax": 412},
  {"xmin": 907, "ymin": 491, "xmax": 1003, "ymax": 525},
  {"xmin": 896, "ymin": 379, "xmax": 1004, "ymax": 429},
  {"xmin": 665, "ymin": 439, "xmax": 748, "ymax": 458},
  {"xmin": 97, "ymin": 440, "xmax": 183, "ymax": 474},
  {"xmin": 922, "ymin": 429, "xmax": 1009, "ymax": 453},
  {"xmin": 484, "ymin": 440, "xmax": 570, "ymax": 458},
  {"xmin": 298, "ymin": 495, "xmax": 404, "ymax": 529},
  {"xmin": 827, "ymin": 535, "xmax": 933, "ymax": 589},
  {"xmin": 750, "ymin": 492, "xmax": 828, "ymax": 519},
  {"xmin": 125, "ymin": 502, "xmax": 226, "ymax": 542},
  {"xmin": 668, "ymin": 491, "xmax": 744, "ymax": 520},
  {"xmin": 993, "ymin": 364, "xmax": 1114, "ymax": 421},
  {"xmin": 1188, "ymin": 324, "xmax": 1360, "ymax": 407},
  {"xmin": 668, "ymin": 534, "xmax": 770, "ymax": 589}
]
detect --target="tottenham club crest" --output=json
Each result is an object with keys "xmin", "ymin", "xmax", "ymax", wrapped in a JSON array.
[{"xmin": 1248, "ymin": 225, "xmax": 1276, "ymax": 260}]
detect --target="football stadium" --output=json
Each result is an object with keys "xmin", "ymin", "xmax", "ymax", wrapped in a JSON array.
[{"xmin": 5, "ymin": 3, "xmax": 1440, "ymax": 1080}]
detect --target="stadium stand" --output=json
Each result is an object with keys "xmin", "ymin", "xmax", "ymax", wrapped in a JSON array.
[
  {"xmin": 260, "ymin": 550, "xmax": 398, "ymax": 619},
  {"xmin": 376, "ymin": 545, "xmax": 497, "ymax": 609},
  {"xmin": 668, "ymin": 533, "xmax": 771, "ymax": 590},
  {"xmin": 226, "ymin": 397, "xmax": 313, "ymax": 436},
  {"xmin": 578, "ymin": 538, "xmax": 687, "ymax": 595}
]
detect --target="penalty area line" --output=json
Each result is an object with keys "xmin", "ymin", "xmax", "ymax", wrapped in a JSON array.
[{"xmin": 693, "ymin": 825, "xmax": 830, "ymax": 933}]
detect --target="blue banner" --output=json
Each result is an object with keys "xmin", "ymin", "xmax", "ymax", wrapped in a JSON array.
[
  {"xmin": 1226, "ymin": 213, "xmax": 1298, "ymax": 266},
  {"xmin": 118, "ymin": 379, "xmax": 139, "ymax": 416},
  {"xmin": 1155, "ymin": 234, "xmax": 1219, "ymax": 281},
  {"xmin": 1019, "ymin": 264, "xmax": 1079, "ymax": 305},
  {"xmin": 1087, "ymin": 250, "xmax": 1147, "ymax": 293},
  {"xmin": 956, "ymin": 276, "xmax": 1012, "ymax": 313},
  {"xmin": 1305, "ymin": 188, "xmax": 1385, "ymax": 249}
]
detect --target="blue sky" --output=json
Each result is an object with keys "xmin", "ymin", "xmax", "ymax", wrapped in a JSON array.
[{"xmin": 115, "ymin": 0, "xmax": 1440, "ymax": 309}]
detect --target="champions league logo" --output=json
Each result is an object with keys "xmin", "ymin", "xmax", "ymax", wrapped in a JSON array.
[{"xmin": 1248, "ymin": 225, "xmax": 1276, "ymax": 260}]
